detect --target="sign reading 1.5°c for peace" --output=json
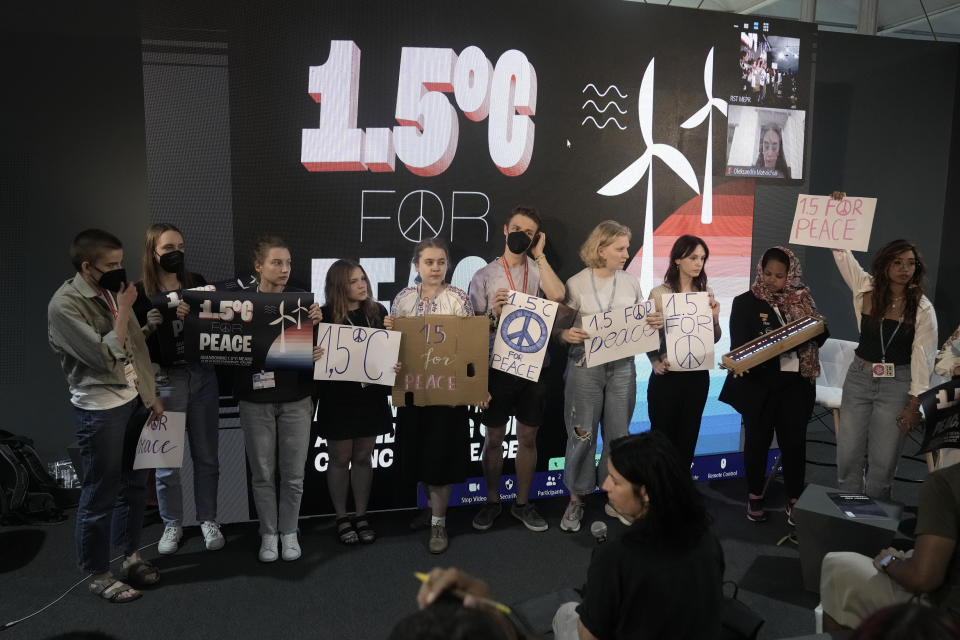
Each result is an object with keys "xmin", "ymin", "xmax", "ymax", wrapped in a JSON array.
[
  {"xmin": 790, "ymin": 194, "xmax": 877, "ymax": 252},
  {"xmin": 313, "ymin": 322, "xmax": 402, "ymax": 386},
  {"xmin": 584, "ymin": 302, "xmax": 660, "ymax": 368},
  {"xmin": 662, "ymin": 292, "xmax": 714, "ymax": 372},
  {"xmin": 491, "ymin": 291, "xmax": 557, "ymax": 383}
]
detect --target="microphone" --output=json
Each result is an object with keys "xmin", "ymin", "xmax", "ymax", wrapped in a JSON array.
[{"xmin": 590, "ymin": 521, "xmax": 607, "ymax": 544}]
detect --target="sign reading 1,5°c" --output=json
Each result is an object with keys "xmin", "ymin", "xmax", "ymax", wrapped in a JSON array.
[{"xmin": 301, "ymin": 40, "xmax": 537, "ymax": 177}]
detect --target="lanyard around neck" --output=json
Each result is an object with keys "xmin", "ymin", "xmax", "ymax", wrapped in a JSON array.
[
  {"xmin": 879, "ymin": 316, "xmax": 904, "ymax": 363},
  {"xmin": 417, "ymin": 284, "xmax": 444, "ymax": 317},
  {"xmin": 590, "ymin": 269, "xmax": 617, "ymax": 313},
  {"xmin": 500, "ymin": 256, "xmax": 528, "ymax": 294}
]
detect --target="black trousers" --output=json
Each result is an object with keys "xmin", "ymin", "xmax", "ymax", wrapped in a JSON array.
[
  {"xmin": 647, "ymin": 370, "xmax": 710, "ymax": 470},
  {"xmin": 742, "ymin": 372, "xmax": 815, "ymax": 500}
]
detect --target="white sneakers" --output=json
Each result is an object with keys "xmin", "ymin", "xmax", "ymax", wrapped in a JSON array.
[
  {"xmin": 158, "ymin": 525, "xmax": 182, "ymax": 555},
  {"xmin": 259, "ymin": 534, "xmax": 279, "ymax": 562},
  {"xmin": 160, "ymin": 522, "xmax": 226, "ymax": 554},
  {"xmin": 280, "ymin": 533, "xmax": 301, "ymax": 561},
  {"xmin": 201, "ymin": 521, "xmax": 225, "ymax": 551}
]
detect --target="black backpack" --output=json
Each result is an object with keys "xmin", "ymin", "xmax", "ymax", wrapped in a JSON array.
[{"xmin": 0, "ymin": 430, "xmax": 67, "ymax": 524}]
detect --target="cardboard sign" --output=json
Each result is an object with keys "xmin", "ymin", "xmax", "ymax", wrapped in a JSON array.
[
  {"xmin": 183, "ymin": 290, "xmax": 315, "ymax": 369},
  {"xmin": 790, "ymin": 194, "xmax": 877, "ymax": 251},
  {"xmin": 662, "ymin": 292, "xmax": 714, "ymax": 371},
  {"xmin": 392, "ymin": 315, "xmax": 489, "ymax": 407},
  {"xmin": 490, "ymin": 291, "xmax": 557, "ymax": 382},
  {"xmin": 313, "ymin": 322, "xmax": 401, "ymax": 386},
  {"xmin": 584, "ymin": 301, "xmax": 659, "ymax": 367},
  {"xmin": 133, "ymin": 411, "xmax": 186, "ymax": 470}
]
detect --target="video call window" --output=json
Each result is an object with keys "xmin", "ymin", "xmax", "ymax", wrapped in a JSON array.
[
  {"xmin": 724, "ymin": 106, "xmax": 806, "ymax": 180},
  {"xmin": 730, "ymin": 31, "xmax": 801, "ymax": 110}
]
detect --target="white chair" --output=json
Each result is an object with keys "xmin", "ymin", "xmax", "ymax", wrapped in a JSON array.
[{"xmin": 812, "ymin": 339, "xmax": 858, "ymax": 434}]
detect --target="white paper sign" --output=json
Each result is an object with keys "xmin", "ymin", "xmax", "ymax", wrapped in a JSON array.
[
  {"xmin": 790, "ymin": 194, "xmax": 877, "ymax": 251},
  {"xmin": 314, "ymin": 323, "xmax": 401, "ymax": 386},
  {"xmin": 662, "ymin": 292, "xmax": 714, "ymax": 372},
  {"xmin": 133, "ymin": 411, "xmax": 186, "ymax": 470},
  {"xmin": 491, "ymin": 291, "xmax": 557, "ymax": 382},
  {"xmin": 584, "ymin": 302, "xmax": 660, "ymax": 367}
]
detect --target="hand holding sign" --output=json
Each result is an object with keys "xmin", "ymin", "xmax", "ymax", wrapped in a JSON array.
[
  {"xmin": 662, "ymin": 292, "xmax": 714, "ymax": 371},
  {"xmin": 313, "ymin": 322, "xmax": 402, "ymax": 386},
  {"xmin": 790, "ymin": 194, "xmax": 876, "ymax": 251},
  {"xmin": 133, "ymin": 411, "xmax": 186, "ymax": 470},
  {"xmin": 583, "ymin": 302, "xmax": 659, "ymax": 367},
  {"xmin": 491, "ymin": 291, "xmax": 556, "ymax": 382}
]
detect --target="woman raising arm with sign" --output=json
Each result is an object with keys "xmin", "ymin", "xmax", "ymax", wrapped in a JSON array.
[
  {"xmin": 831, "ymin": 225, "xmax": 937, "ymax": 500},
  {"xmin": 558, "ymin": 220, "xmax": 663, "ymax": 532},
  {"xmin": 384, "ymin": 238, "xmax": 474, "ymax": 554},
  {"xmin": 315, "ymin": 259, "xmax": 398, "ymax": 545},
  {"xmin": 646, "ymin": 234, "xmax": 721, "ymax": 470},
  {"xmin": 719, "ymin": 247, "xmax": 827, "ymax": 523}
]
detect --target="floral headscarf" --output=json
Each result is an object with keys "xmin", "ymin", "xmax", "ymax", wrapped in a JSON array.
[{"xmin": 750, "ymin": 246, "xmax": 821, "ymax": 379}]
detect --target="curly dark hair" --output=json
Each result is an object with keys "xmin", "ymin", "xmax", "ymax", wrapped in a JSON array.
[{"xmin": 869, "ymin": 239, "xmax": 926, "ymax": 326}]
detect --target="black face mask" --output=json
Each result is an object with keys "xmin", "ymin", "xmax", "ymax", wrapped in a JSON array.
[
  {"xmin": 95, "ymin": 267, "xmax": 127, "ymax": 293},
  {"xmin": 506, "ymin": 231, "xmax": 533, "ymax": 255},
  {"xmin": 158, "ymin": 250, "xmax": 185, "ymax": 274}
]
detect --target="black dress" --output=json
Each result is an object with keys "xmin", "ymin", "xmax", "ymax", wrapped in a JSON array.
[{"xmin": 314, "ymin": 304, "xmax": 393, "ymax": 440}]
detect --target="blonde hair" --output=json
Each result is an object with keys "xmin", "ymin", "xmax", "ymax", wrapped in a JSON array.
[{"xmin": 579, "ymin": 220, "xmax": 632, "ymax": 268}]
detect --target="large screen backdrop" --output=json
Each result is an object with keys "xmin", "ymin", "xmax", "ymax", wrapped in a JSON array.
[{"xmin": 228, "ymin": 0, "xmax": 816, "ymax": 513}]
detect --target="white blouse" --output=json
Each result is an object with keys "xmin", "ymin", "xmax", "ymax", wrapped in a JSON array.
[{"xmin": 391, "ymin": 284, "xmax": 474, "ymax": 319}]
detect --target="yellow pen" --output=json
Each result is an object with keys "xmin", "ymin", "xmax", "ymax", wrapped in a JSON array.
[{"xmin": 414, "ymin": 571, "xmax": 512, "ymax": 615}]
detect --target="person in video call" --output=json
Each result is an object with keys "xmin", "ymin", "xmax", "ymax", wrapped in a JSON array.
[
  {"xmin": 48, "ymin": 229, "xmax": 163, "ymax": 603},
  {"xmin": 467, "ymin": 205, "xmax": 565, "ymax": 534},
  {"xmin": 753, "ymin": 123, "xmax": 792, "ymax": 178}
]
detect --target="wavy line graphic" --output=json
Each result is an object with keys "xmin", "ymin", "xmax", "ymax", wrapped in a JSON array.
[
  {"xmin": 581, "ymin": 100, "xmax": 628, "ymax": 114},
  {"xmin": 581, "ymin": 116, "xmax": 627, "ymax": 130},
  {"xmin": 581, "ymin": 83, "xmax": 628, "ymax": 99}
]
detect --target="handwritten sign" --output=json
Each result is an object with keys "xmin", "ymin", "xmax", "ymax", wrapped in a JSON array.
[
  {"xmin": 662, "ymin": 292, "xmax": 714, "ymax": 371},
  {"xmin": 313, "ymin": 322, "xmax": 401, "ymax": 386},
  {"xmin": 183, "ymin": 290, "xmax": 315, "ymax": 369},
  {"xmin": 491, "ymin": 291, "xmax": 557, "ymax": 382},
  {"xmin": 133, "ymin": 411, "xmax": 186, "ymax": 470},
  {"xmin": 584, "ymin": 302, "xmax": 659, "ymax": 367},
  {"xmin": 392, "ymin": 315, "xmax": 489, "ymax": 407},
  {"xmin": 790, "ymin": 194, "xmax": 877, "ymax": 251}
]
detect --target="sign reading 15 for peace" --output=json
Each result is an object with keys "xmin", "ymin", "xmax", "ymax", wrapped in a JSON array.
[{"xmin": 491, "ymin": 291, "xmax": 557, "ymax": 382}]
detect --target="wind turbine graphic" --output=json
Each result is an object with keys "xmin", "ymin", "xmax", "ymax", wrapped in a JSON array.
[
  {"xmin": 291, "ymin": 297, "xmax": 310, "ymax": 329},
  {"xmin": 269, "ymin": 299, "xmax": 297, "ymax": 352},
  {"xmin": 680, "ymin": 47, "xmax": 727, "ymax": 225},
  {"xmin": 598, "ymin": 58, "xmax": 700, "ymax": 294}
]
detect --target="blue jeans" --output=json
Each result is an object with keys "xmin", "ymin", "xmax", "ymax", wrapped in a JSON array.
[
  {"xmin": 562, "ymin": 356, "xmax": 636, "ymax": 496},
  {"xmin": 73, "ymin": 398, "xmax": 151, "ymax": 573},
  {"xmin": 155, "ymin": 363, "xmax": 220, "ymax": 526},
  {"xmin": 836, "ymin": 357, "xmax": 911, "ymax": 500},
  {"xmin": 239, "ymin": 397, "xmax": 313, "ymax": 535}
]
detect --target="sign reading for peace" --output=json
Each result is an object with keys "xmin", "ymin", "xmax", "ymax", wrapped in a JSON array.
[
  {"xmin": 491, "ymin": 291, "xmax": 557, "ymax": 382},
  {"xmin": 584, "ymin": 302, "xmax": 659, "ymax": 368},
  {"xmin": 790, "ymin": 194, "xmax": 877, "ymax": 252},
  {"xmin": 313, "ymin": 322, "xmax": 402, "ymax": 386},
  {"xmin": 662, "ymin": 292, "xmax": 714, "ymax": 372},
  {"xmin": 133, "ymin": 411, "xmax": 186, "ymax": 470}
]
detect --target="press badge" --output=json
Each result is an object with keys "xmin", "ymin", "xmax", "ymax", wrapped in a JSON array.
[
  {"xmin": 253, "ymin": 371, "xmax": 276, "ymax": 389},
  {"xmin": 123, "ymin": 362, "xmax": 138, "ymax": 383},
  {"xmin": 872, "ymin": 362, "xmax": 895, "ymax": 378}
]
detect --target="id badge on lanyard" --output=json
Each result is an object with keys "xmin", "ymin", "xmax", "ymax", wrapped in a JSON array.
[
  {"xmin": 253, "ymin": 371, "xmax": 276, "ymax": 389},
  {"xmin": 873, "ymin": 316, "xmax": 902, "ymax": 378}
]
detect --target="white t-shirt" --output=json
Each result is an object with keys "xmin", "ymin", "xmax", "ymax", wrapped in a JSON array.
[{"xmin": 564, "ymin": 268, "xmax": 645, "ymax": 329}]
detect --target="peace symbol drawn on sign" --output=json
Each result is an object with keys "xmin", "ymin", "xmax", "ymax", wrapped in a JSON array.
[
  {"xmin": 674, "ymin": 334, "xmax": 707, "ymax": 369},
  {"xmin": 352, "ymin": 328, "xmax": 367, "ymax": 343},
  {"xmin": 499, "ymin": 309, "xmax": 548, "ymax": 354}
]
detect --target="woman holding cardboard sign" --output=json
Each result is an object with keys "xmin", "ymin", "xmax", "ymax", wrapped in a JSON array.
[
  {"xmin": 830, "ymin": 206, "xmax": 937, "ymax": 500},
  {"xmin": 646, "ymin": 235, "xmax": 722, "ymax": 471},
  {"xmin": 385, "ymin": 237, "xmax": 474, "ymax": 554},
  {"xmin": 720, "ymin": 246, "xmax": 827, "ymax": 524},
  {"xmin": 558, "ymin": 220, "xmax": 664, "ymax": 532},
  {"xmin": 316, "ymin": 259, "xmax": 399, "ymax": 546}
]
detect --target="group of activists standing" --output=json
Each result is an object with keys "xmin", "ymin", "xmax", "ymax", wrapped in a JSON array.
[{"xmin": 47, "ymin": 194, "xmax": 941, "ymax": 603}]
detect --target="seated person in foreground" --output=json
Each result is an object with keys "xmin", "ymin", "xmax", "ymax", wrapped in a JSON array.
[
  {"xmin": 820, "ymin": 461, "xmax": 960, "ymax": 629},
  {"xmin": 552, "ymin": 431, "xmax": 725, "ymax": 639},
  {"xmin": 849, "ymin": 602, "xmax": 960, "ymax": 639}
]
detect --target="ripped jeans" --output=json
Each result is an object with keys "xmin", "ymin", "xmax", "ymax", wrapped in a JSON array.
[{"xmin": 561, "ymin": 355, "xmax": 636, "ymax": 496}]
